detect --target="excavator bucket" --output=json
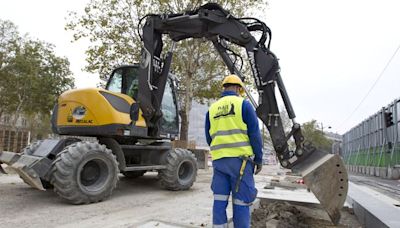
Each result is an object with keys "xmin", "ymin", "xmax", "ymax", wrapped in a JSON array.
[
  {"xmin": 293, "ymin": 150, "xmax": 348, "ymax": 225},
  {"xmin": 0, "ymin": 151, "xmax": 45, "ymax": 190}
]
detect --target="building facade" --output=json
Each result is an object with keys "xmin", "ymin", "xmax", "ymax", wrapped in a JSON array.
[
  {"xmin": 0, "ymin": 115, "xmax": 30, "ymax": 153},
  {"xmin": 188, "ymin": 101, "xmax": 209, "ymax": 148}
]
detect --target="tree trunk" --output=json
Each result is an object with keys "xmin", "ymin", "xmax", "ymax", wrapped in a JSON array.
[
  {"xmin": 179, "ymin": 109, "xmax": 189, "ymax": 141},
  {"xmin": 10, "ymin": 98, "xmax": 24, "ymax": 132},
  {"xmin": 179, "ymin": 72, "xmax": 193, "ymax": 141}
]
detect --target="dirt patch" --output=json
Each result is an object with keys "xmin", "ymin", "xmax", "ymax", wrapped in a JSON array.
[{"xmin": 251, "ymin": 201, "xmax": 361, "ymax": 228}]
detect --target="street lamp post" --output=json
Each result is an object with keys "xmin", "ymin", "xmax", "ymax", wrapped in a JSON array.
[{"xmin": 320, "ymin": 122, "xmax": 332, "ymax": 134}]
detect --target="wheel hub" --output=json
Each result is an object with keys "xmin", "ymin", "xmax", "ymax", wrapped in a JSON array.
[
  {"xmin": 81, "ymin": 161, "xmax": 101, "ymax": 186},
  {"xmin": 178, "ymin": 161, "xmax": 193, "ymax": 182},
  {"xmin": 78, "ymin": 158, "xmax": 109, "ymax": 192}
]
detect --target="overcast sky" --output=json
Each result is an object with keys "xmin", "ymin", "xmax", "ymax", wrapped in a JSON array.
[{"xmin": 1, "ymin": 0, "xmax": 399, "ymax": 134}]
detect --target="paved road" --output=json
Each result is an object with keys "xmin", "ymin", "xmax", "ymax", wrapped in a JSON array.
[{"xmin": 349, "ymin": 173, "xmax": 400, "ymax": 202}]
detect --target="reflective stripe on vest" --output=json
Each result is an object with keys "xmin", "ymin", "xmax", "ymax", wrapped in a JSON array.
[{"xmin": 209, "ymin": 95, "xmax": 253, "ymax": 160}]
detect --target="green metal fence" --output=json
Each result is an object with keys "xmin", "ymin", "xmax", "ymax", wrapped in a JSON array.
[{"xmin": 343, "ymin": 98, "xmax": 400, "ymax": 168}]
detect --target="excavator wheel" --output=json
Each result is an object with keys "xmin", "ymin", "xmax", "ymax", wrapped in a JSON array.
[
  {"xmin": 50, "ymin": 141, "xmax": 119, "ymax": 204},
  {"xmin": 19, "ymin": 140, "xmax": 53, "ymax": 189},
  {"xmin": 159, "ymin": 148, "xmax": 197, "ymax": 191}
]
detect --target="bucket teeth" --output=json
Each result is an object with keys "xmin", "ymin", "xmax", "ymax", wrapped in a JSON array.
[
  {"xmin": 0, "ymin": 151, "xmax": 45, "ymax": 191},
  {"xmin": 11, "ymin": 162, "xmax": 45, "ymax": 191}
]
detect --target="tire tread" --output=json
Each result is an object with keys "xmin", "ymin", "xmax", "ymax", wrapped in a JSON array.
[
  {"xmin": 159, "ymin": 148, "xmax": 197, "ymax": 191},
  {"xmin": 50, "ymin": 141, "xmax": 119, "ymax": 204}
]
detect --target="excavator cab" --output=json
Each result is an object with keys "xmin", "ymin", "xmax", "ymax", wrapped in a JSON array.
[{"xmin": 106, "ymin": 65, "xmax": 179, "ymax": 138}]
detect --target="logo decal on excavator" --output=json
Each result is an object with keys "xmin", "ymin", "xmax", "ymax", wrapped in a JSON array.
[
  {"xmin": 247, "ymin": 51, "xmax": 261, "ymax": 87},
  {"xmin": 67, "ymin": 113, "xmax": 73, "ymax": 123},
  {"xmin": 72, "ymin": 106, "xmax": 86, "ymax": 120},
  {"xmin": 214, "ymin": 103, "xmax": 235, "ymax": 119},
  {"xmin": 75, "ymin": 119, "xmax": 93, "ymax": 124}
]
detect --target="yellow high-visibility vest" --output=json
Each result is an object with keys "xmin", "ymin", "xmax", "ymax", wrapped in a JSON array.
[{"xmin": 208, "ymin": 95, "xmax": 253, "ymax": 160}]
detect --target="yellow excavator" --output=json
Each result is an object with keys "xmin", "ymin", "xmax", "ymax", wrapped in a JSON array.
[{"xmin": 0, "ymin": 3, "xmax": 348, "ymax": 224}]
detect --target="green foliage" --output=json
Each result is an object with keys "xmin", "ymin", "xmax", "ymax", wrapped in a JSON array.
[
  {"xmin": 66, "ymin": 0, "xmax": 265, "ymax": 85},
  {"xmin": 25, "ymin": 113, "xmax": 52, "ymax": 140},
  {"xmin": 302, "ymin": 120, "xmax": 333, "ymax": 152},
  {"xmin": 65, "ymin": 0, "xmax": 266, "ymax": 139},
  {"xmin": 263, "ymin": 117, "xmax": 334, "ymax": 154},
  {"xmin": 0, "ymin": 19, "xmax": 74, "ymax": 129}
]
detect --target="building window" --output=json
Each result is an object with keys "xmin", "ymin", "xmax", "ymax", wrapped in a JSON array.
[
  {"xmin": 3, "ymin": 115, "xmax": 10, "ymax": 124},
  {"xmin": 22, "ymin": 118, "xmax": 27, "ymax": 127}
]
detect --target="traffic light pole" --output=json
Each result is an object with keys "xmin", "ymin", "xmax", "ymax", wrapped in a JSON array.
[{"xmin": 383, "ymin": 108, "xmax": 394, "ymax": 150}]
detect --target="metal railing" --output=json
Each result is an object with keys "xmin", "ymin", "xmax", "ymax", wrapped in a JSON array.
[{"xmin": 0, "ymin": 126, "xmax": 30, "ymax": 153}]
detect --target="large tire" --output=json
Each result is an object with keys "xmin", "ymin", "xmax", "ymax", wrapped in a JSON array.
[
  {"xmin": 19, "ymin": 141, "xmax": 53, "ymax": 189},
  {"xmin": 50, "ymin": 141, "xmax": 119, "ymax": 204},
  {"xmin": 122, "ymin": 171, "xmax": 146, "ymax": 178},
  {"xmin": 159, "ymin": 148, "xmax": 197, "ymax": 190}
]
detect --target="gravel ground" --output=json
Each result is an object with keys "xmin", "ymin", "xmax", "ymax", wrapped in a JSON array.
[
  {"xmin": 251, "ymin": 201, "xmax": 361, "ymax": 228},
  {"xmin": 0, "ymin": 168, "xmax": 214, "ymax": 228},
  {"xmin": 0, "ymin": 164, "xmax": 365, "ymax": 228}
]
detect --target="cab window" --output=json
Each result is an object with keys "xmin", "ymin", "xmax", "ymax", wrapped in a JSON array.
[
  {"xmin": 124, "ymin": 67, "xmax": 139, "ymax": 100},
  {"xmin": 107, "ymin": 69, "xmax": 123, "ymax": 93},
  {"xmin": 160, "ymin": 79, "xmax": 178, "ymax": 134}
]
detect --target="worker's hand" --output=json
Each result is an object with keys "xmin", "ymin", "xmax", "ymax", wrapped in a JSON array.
[{"xmin": 254, "ymin": 163, "xmax": 262, "ymax": 175}]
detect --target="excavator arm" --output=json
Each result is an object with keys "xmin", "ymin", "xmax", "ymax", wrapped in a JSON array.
[{"xmin": 137, "ymin": 3, "xmax": 348, "ymax": 224}]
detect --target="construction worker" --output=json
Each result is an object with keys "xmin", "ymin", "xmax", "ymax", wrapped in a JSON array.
[{"xmin": 205, "ymin": 74, "xmax": 263, "ymax": 228}]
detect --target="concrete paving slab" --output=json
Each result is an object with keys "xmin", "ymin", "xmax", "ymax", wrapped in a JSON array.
[
  {"xmin": 256, "ymin": 174, "xmax": 351, "ymax": 208},
  {"xmin": 257, "ymin": 187, "xmax": 320, "ymax": 204},
  {"xmin": 347, "ymin": 182, "xmax": 400, "ymax": 228}
]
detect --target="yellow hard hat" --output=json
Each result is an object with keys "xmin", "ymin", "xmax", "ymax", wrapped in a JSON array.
[
  {"xmin": 222, "ymin": 74, "xmax": 244, "ymax": 88},
  {"xmin": 222, "ymin": 74, "xmax": 245, "ymax": 96}
]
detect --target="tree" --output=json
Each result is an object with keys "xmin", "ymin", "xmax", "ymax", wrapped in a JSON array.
[
  {"xmin": 262, "ymin": 106, "xmax": 294, "ymax": 151},
  {"xmin": 0, "ymin": 19, "xmax": 21, "ymax": 118},
  {"xmin": 0, "ymin": 19, "xmax": 74, "ymax": 135},
  {"xmin": 262, "ymin": 114, "xmax": 333, "ymax": 155},
  {"xmin": 301, "ymin": 120, "xmax": 333, "ymax": 152},
  {"xmin": 66, "ymin": 0, "xmax": 265, "ymax": 141},
  {"xmin": 25, "ymin": 113, "xmax": 52, "ymax": 140}
]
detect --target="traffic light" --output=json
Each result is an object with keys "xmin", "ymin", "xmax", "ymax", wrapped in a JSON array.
[{"xmin": 384, "ymin": 111, "xmax": 394, "ymax": 127}]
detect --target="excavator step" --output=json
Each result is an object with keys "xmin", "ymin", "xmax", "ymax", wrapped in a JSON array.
[{"xmin": 124, "ymin": 165, "xmax": 167, "ymax": 171}]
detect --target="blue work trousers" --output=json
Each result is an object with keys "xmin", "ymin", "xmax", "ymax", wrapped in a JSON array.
[{"xmin": 211, "ymin": 157, "xmax": 258, "ymax": 228}]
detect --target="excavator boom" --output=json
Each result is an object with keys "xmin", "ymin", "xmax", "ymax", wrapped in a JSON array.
[{"xmin": 137, "ymin": 3, "xmax": 348, "ymax": 224}]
